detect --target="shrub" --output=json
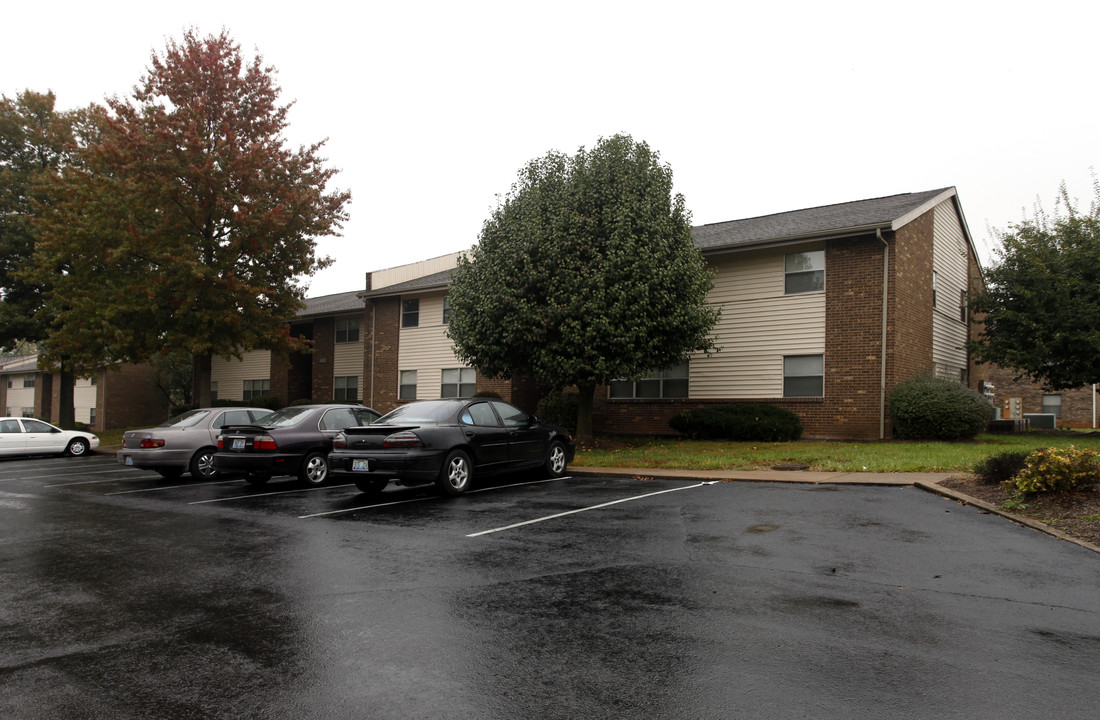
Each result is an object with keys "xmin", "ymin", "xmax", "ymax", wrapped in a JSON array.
[
  {"xmin": 887, "ymin": 375, "xmax": 992, "ymax": 441},
  {"xmin": 214, "ymin": 395, "xmax": 283, "ymax": 410},
  {"xmin": 537, "ymin": 392, "xmax": 580, "ymax": 432},
  {"xmin": 1004, "ymin": 445, "xmax": 1100, "ymax": 495},
  {"xmin": 473, "ymin": 390, "xmax": 503, "ymax": 399},
  {"xmin": 973, "ymin": 451, "xmax": 1030, "ymax": 485},
  {"xmin": 669, "ymin": 403, "xmax": 803, "ymax": 442}
]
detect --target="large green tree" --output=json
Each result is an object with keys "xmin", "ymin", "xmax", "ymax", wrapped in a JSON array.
[
  {"xmin": 25, "ymin": 30, "xmax": 350, "ymax": 405},
  {"xmin": 970, "ymin": 183, "xmax": 1100, "ymax": 389},
  {"xmin": 446, "ymin": 134, "xmax": 719, "ymax": 442}
]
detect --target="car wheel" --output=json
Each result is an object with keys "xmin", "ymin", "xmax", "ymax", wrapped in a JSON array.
[
  {"xmin": 66, "ymin": 438, "xmax": 89, "ymax": 457},
  {"xmin": 437, "ymin": 449, "xmax": 472, "ymax": 496},
  {"xmin": 298, "ymin": 452, "xmax": 329, "ymax": 486},
  {"xmin": 156, "ymin": 468, "xmax": 184, "ymax": 480},
  {"xmin": 245, "ymin": 472, "xmax": 271, "ymax": 486},
  {"xmin": 354, "ymin": 478, "xmax": 388, "ymax": 496},
  {"xmin": 189, "ymin": 448, "xmax": 219, "ymax": 480},
  {"xmin": 544, "ymin": 440, "xmax": 568, "ymax": 478}
]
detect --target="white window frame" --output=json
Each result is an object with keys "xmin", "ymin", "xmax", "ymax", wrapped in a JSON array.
[
  {"xmin": 399, "ymin": 370, "xmax": 417, "ymax": 400},
  {"xmin": 441, "ymin": 368, "xmax": 476, "ymax": 398},
  {"xmin": 335, "ymin": 317, "xmax": 360, "ymax": 343},
  {"xmin": 784, "ymin": 250, "xmax": 825, "ymax": 295},
  {"xmin": 401, "ymin": 298, "xmax": 420, "ymax": 328},
  {"xmin": 243, "ymin": 379, "xmax": 270, "ymax": 400},
  {"xmin": 609, "ymin": 362, "xmax": 689, "ymax": 399},
  {"xmin": 783, "ymin": 355, "xmax": 824, "ymax": 398},
  {"xmin": 334, "ymin": 375, "xmax": 358, "ymax": 401}
]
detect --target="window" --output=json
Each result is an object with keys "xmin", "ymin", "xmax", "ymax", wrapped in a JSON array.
[
  {"xmin": 784, "ymin": 250, "xmax": 825, "ymax": 294},
  {"xmin": 609, "ymin": 363, "xmax": 689, "ymax": 399},
  {"xmin": 399, "ymin": 370, "xmax": 417, "ymax": 400},
  {"xmin": 442, "ymin": 297, "xmax": 453, "ymax": 325},
  {"xmin": 783, "ymin": 355, "xmax": 824, "ymax": 397},
  {"xmin": 492, "ymin": 401, "xmax": 529, "ymax": 427},
  {"xmin": 1042, "ymin": 394, "xmax": 1062, "ymax": 417},
  {"xmin": 23, "ymin": 419, "xmax": 52, "ymax": 433},
  {"xmin": 320, "ymin": 407, "xmax": 359, "ymax": 432},
  {"xmin": 334, "ymin": 375, "xmax": 358, "ymax": 401},
  {"xmin": 335, "ymin": 317, "xmax": 360, "ymax": 343},
  {"xmin": 23, "ymin": 375, "xmax": 35, "ymax": 389},
  {"xmin": 89, "ymin": 408, "xmax": 96, "ymax": 425},
  {"xmin": 460, "ymin": 402, "xmax": 500, "ymax": 427},
  {"xmin": 243, "ymin": 379, "xmax": 270, "ymax": 400},
  {"xmin": 932, "ymin": 271, "xmax": 938, "ymax": 308},
  {"xmin": 210, "ymin": 381, "xmax": 218, "ymax": 403},
  {"xmin": 441, "ymin": 368, "xmax": 476, "ymax": 398},
  {"xmin": 959, "ymin": 289, "xmax": 967, "ymax": 323},
  {"xmin": 402, "ymin": 298, "xmax": 420, "ymax": 328},
  {"xmin": 0, "ymin": 419, "xmax": 20, "ymax": 433},
  {"xmin": 90, "ymin": 376, "xmax": 97, "ymax": 386},
  {"xmin": 21, "ymin": 407, "xmax": 34, "ymax": 417},
  {"xmin": 216, "ymin": 410, "xmax": 252, "ymax": 428}
]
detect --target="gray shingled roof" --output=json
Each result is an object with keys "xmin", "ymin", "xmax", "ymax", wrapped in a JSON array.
[
  {"xmin": 691, "ymin": 188, "xmax": 955, "ymax": 252},
  {"xmin": 299, "ymin": 290, "xmax": 365, "ymax": 317}
]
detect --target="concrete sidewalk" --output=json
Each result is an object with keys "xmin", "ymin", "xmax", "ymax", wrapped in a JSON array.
[{"xmin": 568, "ymin": 465, "xmax": 1100, "ymax": 553}]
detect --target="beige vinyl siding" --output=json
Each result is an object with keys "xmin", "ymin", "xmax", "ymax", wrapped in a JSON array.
[
  {"xmin": 333, "ymin": 341, "xmax": 364, "ymax": 381},
  {"xmin": 398, "ymin": 292, "xmax": 465, "ymax": 400},
  {"xmin": 211, "ymin": 351, "xmax": 272, "ymax": 401},
  {"xmin": 6, "ymin": 384, "xmax": 34, "ymax": 413},
  {"xmin": 74, "ymin": 377, "xmax": 97, "ymax": 424},
  {"xmin": 932, "ymin": 201, "xmax": 969, "ymax": 380},
  {"xmin": 690, "ymin": 244, "xmax": 826, "ymax": 398}
]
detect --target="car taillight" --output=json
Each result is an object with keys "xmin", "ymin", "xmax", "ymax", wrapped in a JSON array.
[
  {"xmin": 383, "ymin": 431, "xmax": 421, "ymax": 448},
  {"xmin": 332, "ymin": 432, "xmax": 346, "ymax": 449},
  {"xmin": 253, "ymin": 435, "xmax": 278, "ymax": 450},
  {"xmin": 139, "ymin": 437, "xmax": 165, "ymax": 449},
  {"xmin": 217, "ymin": 436, "xmax": 224, "ymax": 449}
]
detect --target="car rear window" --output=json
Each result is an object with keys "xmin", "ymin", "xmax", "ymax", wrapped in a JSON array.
[{"xmin": 159, "ymin": 410, "xmax": 211, "ymax": 428}]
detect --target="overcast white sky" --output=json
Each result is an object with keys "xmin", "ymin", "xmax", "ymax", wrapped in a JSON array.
[{"xmin": 4, "ymin": 0, "xmax": 1098, "ymax": 295}]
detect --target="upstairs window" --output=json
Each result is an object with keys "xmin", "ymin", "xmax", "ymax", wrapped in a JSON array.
[
  {"xmin": 23, "ymin": 375, "xmax": 35, "ymax": 388},
  {"xmin": 442, "ymin": 297, "xmax": 453, "ymax": 325},
  {"xmin": 959, "ymin": 289, "xmax": 967, "ymax": 323},
  {"xmin": 335, "ymin": 317, "xmax": 360, "ymax": 343},
  {"xmin": 784, "ymin": 250, "xmax": 825, "ymax": 294},
  {"xmin": 402, "ymin": 299, "xmax": 420, "ymax": 328}
]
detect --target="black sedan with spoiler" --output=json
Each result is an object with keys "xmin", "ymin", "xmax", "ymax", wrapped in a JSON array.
[
  {"xmin": 328, "ymin": 399, "xmax": 574, "ymax": 496},
  {"xmin": 213, "ymin": 404, "xmax": 381, "ymax": 486}
]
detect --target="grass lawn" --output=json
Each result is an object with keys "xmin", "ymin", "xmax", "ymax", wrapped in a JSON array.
[{"xmin": 572, "ymin": 431, "xmax": 1100, "ymax": 473}]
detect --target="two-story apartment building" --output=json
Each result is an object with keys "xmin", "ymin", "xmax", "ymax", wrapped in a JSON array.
[{"xmin": 211, "ymin": 187, "xmax": 988, "ymax": 440}]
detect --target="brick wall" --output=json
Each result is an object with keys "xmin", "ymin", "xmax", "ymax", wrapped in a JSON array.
[
  {"xmin": 101, "ymin": 363, "xmax": 169, "ymax": 429},
  {"xmin": 366, "ymin": 298, "xmax": 401, "ymax": 412},
  {"xmin": 824, "ymin": 233, "xmax": 888, "ymax": 439},
  {"xmin": 984, "ymin": 365, "xmax": 1096, "ymax": 428},
  {"xmin": 311, "ymin": 318, "xmax": 335, "ymax": 401}
]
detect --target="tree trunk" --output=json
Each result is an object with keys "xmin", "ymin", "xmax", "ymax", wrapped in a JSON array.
[
  {"xmin": 575, "ymin": 382, "xmax": 596, "ymax": 447},
  {"xmin": 57, "ymin": 362, "xmax": 75, "ymax": 430},
  {"xmin": 192, "ymin": 351, "xmax": 212, "ymax": 407}
]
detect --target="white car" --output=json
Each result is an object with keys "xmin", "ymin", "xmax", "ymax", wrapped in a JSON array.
[{"xmin": 0, "ymin": 417, "xmax": 100, "ymax": 457}]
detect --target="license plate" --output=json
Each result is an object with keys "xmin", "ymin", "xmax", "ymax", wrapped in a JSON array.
[
  {"xmin": 232, "ymin": 438, "xmax": 246, "ymax": 449},
  {"xmin": 352, "ymin": 458, "xmax": 372, "ymax": 472},
  {"xmin": 124, "ymin": 456, "xmax": 133, "ymax": 466}
]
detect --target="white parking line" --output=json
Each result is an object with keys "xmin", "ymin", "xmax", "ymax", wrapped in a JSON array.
[
  {"xmin": 41, "ymin": 470, "xmax": 154, "ymax": 486},
  {"xmin": 189, "ymin": 483, "xmax": 355, "ymax": 504},
  {"xmin": 297, "ymin": 476, "xmax": 568, "ymax": 519},
  {"xmin": 466, "ymin": 481, "xmax": 717, "ymax": 537},
  {"xmin": 106, "ymin": 479, "xmax": 235, "ymax": 495}
]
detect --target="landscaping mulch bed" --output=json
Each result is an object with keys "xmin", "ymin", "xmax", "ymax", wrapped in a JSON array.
[{"xmin": 940, "ymin": 475, "xmax": 1100, "ymax": 547}]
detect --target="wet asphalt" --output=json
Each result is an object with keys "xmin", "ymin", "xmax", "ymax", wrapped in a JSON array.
[{"xmin": 1, "ymin": 454, "xmax": 1099, "ymax": 719}]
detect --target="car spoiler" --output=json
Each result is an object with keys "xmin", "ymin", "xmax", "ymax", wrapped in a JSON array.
[{"xmin": 341, "ymin": 424, "xmax": 420, "ymax": 435}]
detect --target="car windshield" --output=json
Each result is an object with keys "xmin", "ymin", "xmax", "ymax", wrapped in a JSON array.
[
  {"xmin": 377, "ymin": 401, "xmax": 461, "ymax": 424},
  {"xmin": 262, "ymin": 406, "xmax": 317, "ymax": 428},
  {"xmin": 158, "ymin": 410, "xmax": 211, "ymax": 428}
]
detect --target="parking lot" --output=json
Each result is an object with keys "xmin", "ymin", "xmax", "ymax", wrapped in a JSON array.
[{"xmin": 2, "ymin": 453, "xmax": 1100, "ymax": 719}]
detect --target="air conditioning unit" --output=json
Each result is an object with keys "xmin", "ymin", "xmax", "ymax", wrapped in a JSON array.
[{"xmin": 1023, "ymin": 413, "xmax": 1057, "ymax": 430}]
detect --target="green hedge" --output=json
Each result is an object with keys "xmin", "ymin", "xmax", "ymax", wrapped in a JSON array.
[
  {"xmin": 887, "ymin": 375, "xmax": 992, "ymax": 441},
  {"xmin": 670, "ymin": 403, "xmax": 803, "ymax": 442},
  {"xmin": 537, "ymin": 392, "xmax": 580, "ymax": 432}
]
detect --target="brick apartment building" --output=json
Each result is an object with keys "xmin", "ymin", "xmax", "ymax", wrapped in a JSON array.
[{"xmin": 211, "ymin": 187, "xmax": 990, "ymax": 440}]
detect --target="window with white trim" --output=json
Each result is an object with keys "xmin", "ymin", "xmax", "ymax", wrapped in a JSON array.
[
  {"xmin": 442, "ymin": 297, "xmax": 453, "ymax": 325},
  {"xmin": 402, "ymin": 299, "xmax": 420, "ymax": 328},
  {"xmin": 243, "ymin": 379, "xmax": 270, "ymax": 400},
  {"xmin": 334, "ymin": 376, "xmax": 358, "ymax": 401},
  {"xmin": 399, "ymin": 370, "xmax": 417, "ymax": 400},
  {"xmin": 441, "ymin": 368, "xmax": 476, "ymax": 398},
  {"xmin": 1042, "ymin": 394, "xmax": 1062, "ymax": 417},
  {"xmin": 335, "ymin": 317, "xmax": 360, "ymax": 343},
  {"xmin": 783, "ymin": 355, "xmax": 824, "ymax": 397},
  {"xmin": 784, "ymin": 251, "xmax": 825, "ymax": 294},
  {"xmin": 22, "ymin": 374, "xmax": 35, "ymax": 389},
  {"xmin": 609, "ymin": 362, "xmax": 689, "ymax": 399}
]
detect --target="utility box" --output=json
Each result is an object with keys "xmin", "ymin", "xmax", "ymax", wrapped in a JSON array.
[
  {"xmin": 1003, "ymin": 397, "xmax": 1023, "ymax": 419},
  {"xmin": 1023, "ymin": 413, "xmax": 1057, "ymax": 430}
]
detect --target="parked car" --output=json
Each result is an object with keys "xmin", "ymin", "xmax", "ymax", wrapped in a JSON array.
[
  {"xmin": 212, "ymin": 404, "xmax": 381, "ymax": 486},
  {"xmin": 328, "ymin": 398, "xmax": 575, "ymax": 497},
  {"xmin": 117, "ymin": 407, "xmax": 274, "ymax": 479},
  {"xmin": 0, "ymin": 417, "xmax": 99, "ymax": 458}
]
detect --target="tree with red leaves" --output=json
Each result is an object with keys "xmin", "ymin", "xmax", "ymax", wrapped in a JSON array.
[{"xmin": 28, "ymin": 30, "xmax": 349, "ymax": 405}]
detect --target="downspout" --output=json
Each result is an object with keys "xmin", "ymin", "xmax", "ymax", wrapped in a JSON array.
[
  {"xmin": 878, "ymin": 229, "xmax": 889, "ymax": 440},
  {"xmin": 369, "ymin": 301, "xmax": 376, "ymax": 409}
]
